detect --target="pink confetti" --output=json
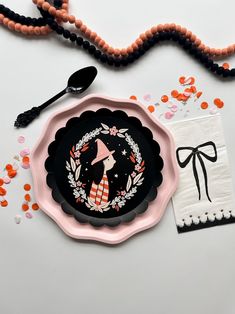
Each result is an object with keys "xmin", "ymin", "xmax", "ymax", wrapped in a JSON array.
[
  {"xmin": 14, "ymin": 215, "xmax": 22, "ymax": 224},
  {"xmin": 209, "ymin": 105, "xmax": 218, "ymax": 115},
  {"xmin": 17, "ymin": 135, "xmax": 25, "ymax": 144},
  {"xmin": 143, "ymin": 94, "xmax": 151, "ymax": 102},
  {"xmin": 170, "ymin": 105, "xmax": 178, "ymax": 113},
  {"xmin": 25, "ymin": 212, "xmax": 33, "ymax": 219},
  {"xmin": 165, "ymin": 112, "xmax": 174, "ymax": 120},
  {"xmin": 20, "ymin": 148, "xmax": 30, "ymax": 157},
  {"xmin": 21, "ymin": 163, "xmax": 30, "ymax": 169},
  {"xmin": 3, "ymin": 176, "xmax": 11, "ymax": 184}
]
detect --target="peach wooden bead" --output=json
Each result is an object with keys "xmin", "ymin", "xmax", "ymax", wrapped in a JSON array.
[
  {"xmin": 132, "ymin": 43, "xmax": 138, "ymax": 50},
  {"xmin": 21, "ymin": 25, "xmax": 29, "ymax": 35},
  {"xmin": 85, "ymin": 29, "xmax": 91, "ymax": 37},
  {"xmin": 121, "ymin": 48, "xmax": 127, "ymax": 56},
  {"xmin": 151, "ymin": 26, "xmax": 158, "ymax": 34},
  {"xmin": 90, "ymin": 32, "xmax": 97, "ymax": 40},
  {"xmin": 181, "ymin": 27, "xmax": 187, "ymax": 35},
  {"xmin": 14, "ymin": 23, "xmax": 21, "ymax": 32},
  {"xmin": 215, "ymin": 49, "xmax": 221, "ymax": 56},
  {"xmin": 56, "ymin": 10, "xmax": 62, "ymax": 18},
  {"xmin": 114, "ymin": 49, "xmax": 121, "ymax": 56},
  {"xmin": 170, "ymin": 23, "xmax": 176, "ymax": 30},
  {"xmin": 8, "ymin": 21, "xmax": 15, "ymax": 30},
  {"xmin": 136, "ymin": 38, "xmax": 143, "ymax": 46},
  {"xmin": 3, "ymin": 17, "xmax": 9, "ymax": 26},
  {"xmin": 146, "ymin": 30, "xmax": 152, "ymax": 38},
  {"xmin": 195, "ymin": 38, "xmax": 201, "ymax": 46},
  {"xmin": 62, "ymin": 13, "xmax": 69, "ymax": 23},
  {"xmin": 98, "ymin": 39, "xmax": 105, "ymax": 48},
  {"xmin": 37, "ymin": 0, "xmax": 44, "ymax": 6},
  {"xmin": 191, "ymin": 34, "xmax": 196, "ymax": 41},
  {"xmin": 94, "ymin": 36, "xmax": 101, "ymax": 44},
  {"xmin": 176, "ymin": 25, "xmax": 181, "ymax": 32},
  {"xmin": 227, "ymin": 46, "xmax": 234, "ymax": 54},
  {"xmin": 75, "ymin": 19, "xmax": 83, "ymax": 28},
  {"xmin": 107, "ymin": 47, "xmax": 114, "ymax": 54},
  {"xmin": 209, "ymin": 48, "xmax": 216, "ymax": 56},
  {"xmin": 103, "ymin": 44, "xmax": 109, "ymax": 52},
  {"xmin": 186, "ymin": 30, "xmax": 192, "ymax": 38},
  {"xmin": 80, "ymin": 24, "xmax": 87, "ymax": 32},
  {"xmin": 164, "ymin": 23, "xmax": 170, "ymax": 30},
  {"xmin": 62, "ymin": 4, "xmax": 68, "ymax": 10},
  {"xmin": 49, "ymin": 6, "xmax": 56, "ymax": 15},
  {"xmin": 34, "ymin": 26, "xmax": 41, "ymax": 35},
  {"xmin": 27, "ymin": 26, "xmax": 34, "ymax": 35},
  {"xmin": 42, "ymin": 2, "xmax": 50, "ymax": 11},
  {"xmin": 0, "ymin": 14, "xmax": 4, "ymax": 23},
  {"xmin": 157, "ymin": 24, "xmax": 163, "ymax": 32},
  {"xmin": 32, "ymin": 0, "xmax": 37, "ymax": 4},
  {"xmin": 204, "ymin": 46, "xmax": 210, "ymax": 54},
  {"xmin": 68, "ymin": 15, "xmax": 75, "ymax": 24},
  {"xmin": 41, "ymin": 26, "xmax": 48, "ymax": 35},
  {"xmin": 140, "ymin": 33, "xmax": 147, "ymax": 41},
  {"xmin": 221, "ymin": 48, "xmax": 227, "ymax": 56},
  {"xmin": 127, "ymin": 46, "xmax": 134, "ymax": 54}
]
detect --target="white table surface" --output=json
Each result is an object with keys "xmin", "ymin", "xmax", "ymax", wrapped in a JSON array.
[{"xmin": 1, "ymin": 1, "xmax": 235, "ymax": 313}]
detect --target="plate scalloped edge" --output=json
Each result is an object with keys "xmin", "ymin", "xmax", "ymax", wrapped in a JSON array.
[{"xmin": 31, "ymin": 94, "xmax": 179, "ymax": 244}]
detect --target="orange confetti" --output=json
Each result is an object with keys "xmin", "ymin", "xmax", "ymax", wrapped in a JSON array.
[
  {"xmin": 148, "ymin": 105, "xmax": 155, "ymax": 113},
  {"xmin": 222, "ymin": 63, "xmax": 230, "ymax": 70},
  {"xmin": 171, "ymin": 90, "xmax": 179, "ymax": 98},
  {"xmin": 22, "ymin": 203, "xmax": 29, "ymax": 212},
  {"xmin": 130, "ymin": 95, "xmax": 137, "ymax": 100},
  {"xmin": 0, "ymin": 187, "xmax": 6, "ymax": 196},
  {"xmin": 22, "ymin": 156, "xmax": 30, "ymax": 163},
  {"xmin": 190, "ymin": 86, "xmax": 197, "ymax": 93},
  {"xmin": 0, "ymin": 178, "xmax": 3, "ymax": 186},
  {"xmin": 24, "ymin": 194, "xmax": 31, "ymax": 202},
  {"xmin": 161, "ymin": 95, "xmax": 169, "ymax": 103},
  {"xmin": 24, "ymin": 184, "xmax": 31, "ymax": 191},
  {"xmin": 5, "ymin": 164, "xmax": 13, "ymax": 171},
  {"xmin": 32, "ymin": 203, "xmax": 39, "ymax": 211},
  {"xmin": 8, "ymin": 170, "xmax": 17, "ymax": 178},
  {"xmin": 196, "ymin": 91, "xmax": 203, "ymax": 99},
  {"xmin": 179, "ymin": 76, "xmax": 185, "ymax": 84},
  {"xmin": 1, "ymin": 200, "xmax": 8, "ymax": 207},
  {"xmin": 201, "ymin": 102, "xmax": 209, "ymax": 110},
  {"xmin": 214, "ymin": 98, "xmax": 224, "ymax": 108}
]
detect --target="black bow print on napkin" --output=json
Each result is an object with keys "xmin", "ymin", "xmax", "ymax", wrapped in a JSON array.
[{"xmin": 176, "ymin": 141, "xmax": 217, "ymax": 202}]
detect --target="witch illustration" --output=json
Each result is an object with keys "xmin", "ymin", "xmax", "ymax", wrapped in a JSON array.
[{"xmin": 89, "ymin": 139, "xmax": 116, "ymax": 205}]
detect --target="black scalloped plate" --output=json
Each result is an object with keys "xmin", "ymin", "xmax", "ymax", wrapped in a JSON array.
[{"xmin": 45, "ymin": 109, "xmax": 163, "ymax": 227}]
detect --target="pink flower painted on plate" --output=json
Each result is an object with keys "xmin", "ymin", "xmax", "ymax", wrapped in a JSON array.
[
  {"xmin": 121, "ymin": 191, "xmax": 126, "ymax": 196},
  {"xmin": 76, "ymin": 181, "xmax": 82, "ymax": 187},
  {"xmin": 75, "ymin": 159, "xmax": 80, "ymax": 166},
  {"xmin": 131, "ymin": 171, "xmax": 136, "ymax": 178},
  {"xmin": 109, "ymin": 126, "xmax": 118, "ymax": 136},
  {"xmin": 74, "ymin": 151, "xmax": 81, "ymax": 158},
  {"xmin": 135, "ymin": 164, "xmax": 141, "ymax": 171}
]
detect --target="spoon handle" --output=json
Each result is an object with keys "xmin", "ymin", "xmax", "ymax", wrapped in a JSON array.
[
  {"xmin": 38, "ymin": 88, "xmax": 67, "ymax": 111},
  {"xmin": 14, "ymin": 88, "xmax": 67, "ymax": 128}
]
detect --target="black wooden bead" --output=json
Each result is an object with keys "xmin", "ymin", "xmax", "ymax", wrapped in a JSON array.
[
  {"xmin": 88, "ymin": 45, "xmax": 96, "ymax": 54},
  {"xmin": 94, "ymin": 50, "xmax": 101, "ymax": 59},
  {"xmin": 222, "ymin": 69, "xmax": 230, "ymax": 77},
  {"xmin": 148, "ymin": 37, "xmax": 155, "ymax": 47},
  {"xmin": 107, "ymin": 56, "xmax": 114, "ymax": 65},
  {"xmin": 63, "ymin": 29, "xmax": 70, "ymax": 39},
  {"xmin": 120, "ymin": 57, "xmax": 128, "ymax": 66},
  {"xmin": 76, "ymin": 36, "xmax": 84, "ymax": 46},
  {"xmin": 211, "ymin": 63, "xmax": 219, "ymax": 72},
  {"xmin": 216, "ymin": 66, "xmax": 224, "ymax": 75},
  {"xmin": 50, "ymin": 22, "xmax": 58, "ymax": 31},
  {"xmin": 152, "ymin": 34, "xmax": 160, "ymax": 43},
  {"xmin": 127, "ymin": 54, "xmax": 135, "ymax": 63},
  {"xmin": 82, "ymin": 41, "xmax": 90, "ymax": 50},
  {"xmin": 143, "ymin": 41, "xmax": 150, "ymax": 51},
  {"xmin": 114, "ymin": 59, "xmax": 121, "ymax": 67},
  {"xmin": 100, "ymin": 54, "xmax": 108, "ymax": 63},
  {"xmin": 56, "ymin": 25, "xmax": 63, "ymax": 35},
  {"xmin": 230, "ymin": 69, "xmax": 235, "ymax": 77},
  {"xmin": 69, "ymin": 33, "xmax": 77, "ymax": 42}
]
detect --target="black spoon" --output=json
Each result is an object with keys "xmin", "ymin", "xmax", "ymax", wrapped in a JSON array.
[{"xmin": 14, "ymin": 66, "xmax": 98, "ymax": 128}]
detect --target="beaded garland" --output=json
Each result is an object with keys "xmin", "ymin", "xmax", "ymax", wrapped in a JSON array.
[
  {"xmin": 0, "ymin": 0, "xmax": 66, "ymax": 35},
  {"xmin": 0, "ymin": 0, "xmax": 235, "ymax": 77}
]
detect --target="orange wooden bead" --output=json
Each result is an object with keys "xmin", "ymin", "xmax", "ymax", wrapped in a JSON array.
[
  {"xmin": 5, "ymin": 164, "xmax": 13, "ymax": 171},
  {"xmin": 22, "ymin": 156, "xmax": 30, "ymax": 163},
  {"xmin": 222, "ymin": 63, "xmax": 230, "ymax": 69},
  {"xmin": 214, "ymin": 98, "xmax": 224, "ymax": 108},
  {"xmin": 0, "ymin": 178, "xmax": 3, "ymax": 186},
  {"xmin": 8, "ymin": 170, "xmax": 17, "ymax": 178},
  {"xmin": 130, "ymin": 95, "xmax": 137, "ymax": 100}
]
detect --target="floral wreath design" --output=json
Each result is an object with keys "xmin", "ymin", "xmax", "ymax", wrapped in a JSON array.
[{"xmin": 66, "ymin": 123, "xmax": 145, "ymax": 214}]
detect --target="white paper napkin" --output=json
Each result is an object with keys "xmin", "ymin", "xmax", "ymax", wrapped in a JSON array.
[{"xmin": 168, "ymin": 114, "xmax": 235, "ymax": 233}]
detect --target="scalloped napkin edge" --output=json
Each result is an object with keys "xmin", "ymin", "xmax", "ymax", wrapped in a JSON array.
[{"xmin": 168, "ymin": 114, "xmax": 235, "ymax": 233}]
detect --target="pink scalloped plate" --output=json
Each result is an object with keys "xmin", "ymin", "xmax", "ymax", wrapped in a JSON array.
[{"xmin": 31, "ymin": 94, "xmax": 179, "ymax": 244}]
